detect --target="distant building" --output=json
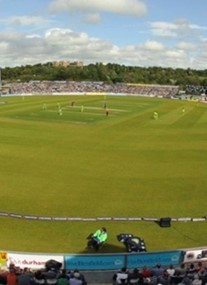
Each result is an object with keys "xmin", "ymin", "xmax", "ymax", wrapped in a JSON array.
[
  {"xmin": 69, "ymin": 61, "xmax": 83, "ymax": 67},
  {"xmin": 52, "ymin": 61, "xmax": 83, "ymax": 67}
]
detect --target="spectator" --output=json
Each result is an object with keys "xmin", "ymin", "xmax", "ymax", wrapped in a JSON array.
[
  {"xmin": 69, "ymin": 269, "xmax": 87, "ymax": 285},
  {"xmin": 128, "ymin": 268, "xmax": 141, "ymax": 285},
  {"xmin": 175, "ymin": 263, "xmax": 187, "ymax": 278},
  {"xmin": 57, "ymin": 269, "xmax": 69, "ymax": 285},
  {"xmin": 45, "ymin": 269, "xmax": 58, "ymax": 285},
  {"xmin": 199, "ymin": 269, "xmax": 207, "ymax": 285},
  {"xmin": 69, "ymin": 270, "xmax": 87, "ymax": 285},
  {"xmin": 152, "ymin": 263, "xmax": 165, "ymax": 278},
  {"xmin": 196, "ymin": 263, "xmax": 205, "ymax": 274},
  {"xmin": 6, "ymin": 268, "xmax": 18, "ymax": 285},
  {"xmin": 157, "ymin": 270, "xmax": 170, "ymax": 285},
  {"xmin": 192, "ymin": 274, "xmax": 202, "ymax": 285},
  {"xmin": 187, "ymin": 264, "xmax": 196, "ymax": 280},
  {"xmin": 166, "ymin": 265, "xmax": 175, "ymax": 277},
  {"xmin": 113, "ymin": 267, "xmax": 129, "ymax": 284},
  {"xmin": 0, "ymin": 270, "xmax": 7, "ymax": 285},
  {"xmin": 140, "ymin": 266, "xmax": 152, "ymax": 279},
  {"xmin": 170, "ymin": 271, "xmax": 183, "ymax": 285},
  {"xmin": 182, "ymin": 276, "xmax": 192, "ymax": 285},
  {"xmin": 31, "ymin": 270, "xmax": 46, "ymax": 285},
  {"xmin": 18, "ymin": 267, "xmax": 33, "ymax": 285}
]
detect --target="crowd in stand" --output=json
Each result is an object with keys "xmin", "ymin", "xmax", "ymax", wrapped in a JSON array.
[
  {"xmin": 1, "ymin": 261, "xmax": 207, "ymax": 285},
  {"xmin": 113, "ymin": 262, "xmax": 207, "ymax": 285},
  {"xmin": 185, "ymin": 85, "xmax": 207, "ymax": 96},
  {"xmin": 0, "ymin": 265, "xmax": 87, "ymax": 285},
  {"xmin": 7, "ymin": 81, "xmax": 179, "ymax": 98},
  {"xmin": 3, "ymin": 81, "xmax": 207, "ymax": 98}
]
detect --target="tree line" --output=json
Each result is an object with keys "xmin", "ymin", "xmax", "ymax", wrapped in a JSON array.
[{"xmin": 2, "ymin": 62, "xmax": 207, "ymax": 88}]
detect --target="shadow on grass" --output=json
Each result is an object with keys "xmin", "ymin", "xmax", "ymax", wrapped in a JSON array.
[
  {"xmin": 80, "ymin": 243, "xmax": 127, "ymax": 254},
  {"xmin": 154, "ymin": 221, "xmax": 160, "ymax": 227}
]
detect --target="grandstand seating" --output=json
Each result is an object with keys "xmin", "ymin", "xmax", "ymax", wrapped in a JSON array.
[{"xmin": 6, "ymin": 81, "xmax": 179, "ymax": 98}]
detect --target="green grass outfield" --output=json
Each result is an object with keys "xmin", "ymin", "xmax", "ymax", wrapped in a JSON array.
[{"xmin": 0, "ymin": 94, "xmax": 207, "ymax": 254}]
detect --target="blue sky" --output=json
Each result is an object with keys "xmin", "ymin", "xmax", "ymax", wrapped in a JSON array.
[{"xmin": 0, "ymin": 0, "xmax": 207, "ymax": 69}]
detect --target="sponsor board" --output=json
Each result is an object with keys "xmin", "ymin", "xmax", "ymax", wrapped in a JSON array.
[
  {"xmin": 183, "ymin": 248, "xmax": 207, "ymax": 264},
  {"xmin": 65, "ymin": 254, "xmax": 125, "ymax": 270},
  {"xmin": 64, "ymin": 251, "xmax": 183, "ymax": 270},
  {"xmin": 127, "ymin": 250, "xmax": 183, "ymax": 268},
  {"xmin": 7, "ymin": 252, "xmax": 64, "ymax": 270}
]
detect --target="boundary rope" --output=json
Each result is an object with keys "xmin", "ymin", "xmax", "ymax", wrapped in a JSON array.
[{"xmin": 0, "ymin": 211, "xmax": 206, "ymax": 222}]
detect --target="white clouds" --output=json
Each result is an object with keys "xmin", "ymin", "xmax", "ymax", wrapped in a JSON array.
[
  {"xmin": 45, "ymin": 27, "xmax": 73, "ymax": 38},
  {"xmin": 49, "ymin": 0, "xmax": 147, "ymax": 17},
  {"xmin": 150, "ymin": 20, "xmax": 207, "ymax": 41},
  {"xmin": 144, "ymin": 40, "xmax": 164, "ymax": 51},
  {"xmin": 0, "ymin": 25, "xmax": 206, "ymax": 70},
  {"xmin": 0, "ymin": 0, "xmax": 207, "ymax": 70},
  {"xmin": 176, "ymin": 41, "xmax": 195, "ymax": 50},
  {"xmin": 0, "ymin": 15, "xmax": 51, "ymax": 28},
  {"xmin": 0, "ymin": 41, "xmax": 9, "ymax": 51},
  {"xmin": 26, "ymin": 34, "xmax": 41, "ymax": 39},
  {"xmin": 150, "ymin": 22, "xmax": 178, "ymax": 37},
  {"xmin": 0, "ymin": 27, "xmax": 114, "ymax": 66},
  {"xmin": 165, "ymin": 49, "xmax": 185, "ymax": 60},
  {"xmin": 45, "ymin": 28, "xmax": 91, "ymax": 47}
]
